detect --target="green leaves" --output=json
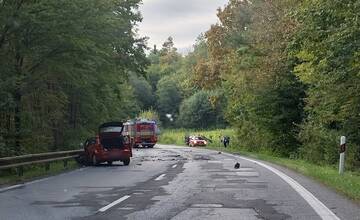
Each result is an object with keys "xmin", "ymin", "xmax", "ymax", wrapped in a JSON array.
[
  {"xmin": 292, "ymin": 0, "xmax": 360, "ymax": 168},
  {"xmin": 0, "ymin": 0, "xmax": 147, "ymax": 156}
]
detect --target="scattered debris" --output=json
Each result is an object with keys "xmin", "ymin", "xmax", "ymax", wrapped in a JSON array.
[
  {"xmin": 234, "ymin": 162, "xmax": 240, "ymax": 169},
  {"xmin": 136, "ymin": 163, "xmax": 142, "ymax": 166},
  {"xmin": 218, "ymin": 152, "xmax": 222, "ymax": 154}
]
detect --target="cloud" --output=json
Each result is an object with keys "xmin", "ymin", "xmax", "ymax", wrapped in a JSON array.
[{"xmin": 137, "ymin": 0, "xmax": 228, "ymax": 53}]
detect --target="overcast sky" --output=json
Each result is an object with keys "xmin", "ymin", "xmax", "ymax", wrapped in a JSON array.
[{"xmin": 137, "ymin": 0, "xmax": 228, "ymax": 54}]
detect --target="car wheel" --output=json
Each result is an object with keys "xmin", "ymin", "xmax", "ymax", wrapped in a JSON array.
[
  {"xmin": 107, "ymin": 161, "xmax": 113, "ymax": 166},
  {"xmin": 92, "ymin": 154, "xmax": 99, "ymax": 166},
  {"xmin": 123, "ymin": 158, "xmax": 130, "ymax": 166},
  {"xmin": 148, "ymin": 145, "xmax": 154, "ymax": 148}
]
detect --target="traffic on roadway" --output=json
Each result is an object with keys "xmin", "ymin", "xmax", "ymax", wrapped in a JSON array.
[{"xmin": 1, "ymin": 144, "xmax": 359, "ymax": 220}]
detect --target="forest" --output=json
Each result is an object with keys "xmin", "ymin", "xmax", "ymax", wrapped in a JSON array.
[{"xmin": 0, "ymin": 0, "xmax": 359, "ymax": 170}]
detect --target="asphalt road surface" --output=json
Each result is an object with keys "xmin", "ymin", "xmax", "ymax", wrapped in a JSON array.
[{"xmin": 0, "ymin": 145, "xmax": 359, "ymax": 220}]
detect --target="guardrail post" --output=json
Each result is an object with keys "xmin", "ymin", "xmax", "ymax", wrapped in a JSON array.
[
  {"xmin": 63, "ymin": 160, "xmax": 68, "ymax": 168},
  {"xmin": 17, "ymin": 166, "xmax": 24, "ymax": 176},
  {"xmin": 45, "ymin": 163, "xmax": 50, "ymax": 171}
]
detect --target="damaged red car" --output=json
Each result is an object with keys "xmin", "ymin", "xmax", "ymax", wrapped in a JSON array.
[{"xmin": 84, "ymin": 122, "xmax": 132, "ymax": 166}]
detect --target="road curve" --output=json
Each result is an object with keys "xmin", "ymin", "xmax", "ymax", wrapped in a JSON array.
[{"xmin": 0, "ymin": 144, "xmax": 359, "ymax": 220}]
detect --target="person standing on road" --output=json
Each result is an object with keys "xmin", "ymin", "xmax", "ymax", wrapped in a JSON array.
[
  {"xmin": 223, "ymin": 136, "xmax": 230, "ymax": 148},
  {"xmin": 184, "ymin": 135, "xmax": 190, "ymax": 146}
]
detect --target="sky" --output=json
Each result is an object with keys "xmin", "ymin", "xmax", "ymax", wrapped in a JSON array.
[{"xmin": 137, "ymin": 0, "xmax": 228, "ymax": 54}]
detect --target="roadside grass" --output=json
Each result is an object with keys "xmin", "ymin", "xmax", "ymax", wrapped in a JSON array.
[
  {"xmin": 159, "ymin": 129, "xmax": 360, "ymax": 203},
  {"xmin": 158, "ymin": 128, "xmax": 235, "ymax": 147},
  {"xmin": 0, "ymin": 160, "xmax": 80, "ymax": 186}
]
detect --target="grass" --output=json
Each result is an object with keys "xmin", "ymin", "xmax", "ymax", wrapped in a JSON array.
[
  {"xmin": 0, "ymin": 160, "xmax": 80, "ymax": 186},
  {"xmin": 159, "ymin": 128, "xmax": 235, "ymax": 147},
  {"xmin": 159, "ymin": 129, "xmax": 360, "ymax": 203}
]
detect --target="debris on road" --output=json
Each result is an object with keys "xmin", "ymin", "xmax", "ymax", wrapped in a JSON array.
[{"xmin": 234, "ymin": 162, "xmax": 240, "ymax": 169}]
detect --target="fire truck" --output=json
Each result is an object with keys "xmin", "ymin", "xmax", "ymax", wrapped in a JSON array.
[{"xmin": 123, "ymin": 119, "xmax": 159, "ymax": 148}]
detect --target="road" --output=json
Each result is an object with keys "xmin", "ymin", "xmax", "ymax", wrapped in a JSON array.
[{"xmin": 0, "ymin": 145, "xmax": 359, "ymax": 220}]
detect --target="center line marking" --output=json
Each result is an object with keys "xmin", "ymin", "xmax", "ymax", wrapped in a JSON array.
[
  {"xmin": 172, "ymin": 164, "xmax": 177, "ymax": 168},
  {"xmin": 155, "ymin": 174, "xmax": 166, "ymax": 181},
  {"xmin": 98, "ymin": 195, "xmax": 131, "ymax": 212}
]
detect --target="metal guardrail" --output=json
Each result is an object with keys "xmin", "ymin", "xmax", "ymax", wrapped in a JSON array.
[{"xmin": 0, "ymin": 149, "xmax": 83, "ymax": 176}]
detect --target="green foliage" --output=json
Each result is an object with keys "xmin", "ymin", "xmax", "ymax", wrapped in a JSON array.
[
  {"xmin": 203, "ymin": 0, "xmax": 305, "ymax": 156},
  {"xmin": 129, "ymin": 74, "xmax": 155, "ymax": 110},
  {"xmin": 0, "ymin": 0, "xmax": 147, "ymax": 156},
  {"xmin": 158, "ymin": 128, "xmax": 234, "ymax": 147},
  {"xmin": 177, "ymin": 90, "xmax": 226, "ymax": 129},
  {"xmin": 156, "ymin": 75, "xmax": 182, "ymax": 126},
  {"xmin": 137, "ymin": 109, "xmax": 161, "ymax": 126},
  {"xmin": 292, "ymin": 0, "xmax": 360, "ymax": 169}
]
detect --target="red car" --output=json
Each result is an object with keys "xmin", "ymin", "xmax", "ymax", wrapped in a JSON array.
[
  {"xmin": 188, "ymin": 136, "xmax": 207, "ymax": 147},
  {"xmin": 84, "ymin": 122, "xmax": 132, "ymax": 166}
]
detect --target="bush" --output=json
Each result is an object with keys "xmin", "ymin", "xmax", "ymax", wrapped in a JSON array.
[{"xmin": 177, "ymin": 90, "xmax": 226, "ymax": 129}]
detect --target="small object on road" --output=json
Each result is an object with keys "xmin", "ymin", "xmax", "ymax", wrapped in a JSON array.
[
  {"xmin": 218, "ymin": 152, "xmax": 222, "ymax": 154},
  {"xmin": 234, "ymin": 162, "xmax": 240, "ymax": 169},
  {"xmin": 136, "ymin": 163, "xmax": 142, "ymax": 166}
]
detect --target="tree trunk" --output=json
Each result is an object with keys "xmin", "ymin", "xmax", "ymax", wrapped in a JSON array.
[
  {"xmin": 13, "ymin": 48, "xmax": 24, "ymax": 154},
  {"xmin": 14, "ymin": 89, "xmax": 21, "ymax": 154}
]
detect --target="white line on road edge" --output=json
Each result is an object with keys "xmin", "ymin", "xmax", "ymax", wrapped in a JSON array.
[
  {"xmin": 98, "ymin": 195, "xmax": 131, "ymax": 212},
  {"xmin": 229, "ymin": 153, "xmax": 340, "ymax": 220},
  {"xmin": 172, "ymin": 164, "xmax": 177, "ymax": 168},
  {"xmin": 0, "ymin": 167, "xmax": 90, "ymax": 193},
  {"xmin": 0, "ymin": 184, "xmax": 23, "ymax": 193},
  {"xmin": 155, "ymin": 174, "xmax": 166, "ymax": 181}
]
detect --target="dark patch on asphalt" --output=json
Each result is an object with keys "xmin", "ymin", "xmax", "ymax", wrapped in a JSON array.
[
  {"xmin": 31, "ymin": 161, "xmax": 186, "ymax": 220},
  {"xmin": 30, "ymin": 150, "xmax": 289, "ymax": 220},
  {"xmin": 197, "ymin": 161, "xmax": 290, "ymax": 219},
  {"xmin": 139, "ymin": 154, "xmax": 187, "ymax": 162},
  {"xmin": 193, "ymin": 154, "xmax": 211, "ymax": 160}
]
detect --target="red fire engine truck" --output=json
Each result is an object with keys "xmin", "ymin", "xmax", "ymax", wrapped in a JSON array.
[{"xmin": 123, "ymin": 119, "xmax": 158, "ymax": 148}]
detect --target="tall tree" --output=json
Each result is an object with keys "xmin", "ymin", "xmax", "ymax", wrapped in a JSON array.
[{"xmin": 0, "ymin": 0, "xmax": 147, "ymax": 156}]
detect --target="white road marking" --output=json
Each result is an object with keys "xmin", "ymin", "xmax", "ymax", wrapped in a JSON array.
[
  {"xmin": 236, "ymin": 168, "xmax": 254, "ymax": 172},
  {"xmin": 0, "ymin": 167, "xmax": 90, "ymax": 193},
  {"xmin": 192, "ymin": 203, "xmax": 223, "ymax": 208},
  {"xmin": 0, "ymin": 184, "xmax": 22, "ymax": 193},
  {"xmin": 236, "ymin": 171, "xmax": 259, "ymax": 177},
  {"xmin": 208, "ymin": 161, "xmax": 222, "ymax": 163},
  {"xmin": 155, "ymin": 174, "xmax": 166, "ymax": 181},
  {"xmin": 230, "ymin": 153, "xmax": 340, "ymax": 220},
  {"xmin": 172, "ymin": 164, "xmax": 177, "ymax": 168},
  {"xmin": 98, "ymin": 195, "xmax": 131, "ymax": 212}
]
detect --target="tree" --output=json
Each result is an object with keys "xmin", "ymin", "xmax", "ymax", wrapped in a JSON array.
[
  {"xmin": 178, "ymin": 90, "xmax": 225, "ymax": 129},
  {"xmin": 292, "ymin": 0, "xmax": 360, "ymax": 168},
  {"xmin": 0, "ymin": 0, "xmax": 147, "ymax": 156},
  {"xmin": 202, "ymin": 0, "xmax": 305, "ymax": 155},
  {"xmin": 156, "ymin": 75, "xmax": 182, "ymax": 127},
  {"xmin": 138, "ymin": 109, "xmax": 161, "ymax": 127},
  {"xmin": 129, "ymin": 74, "xmax": 156, "ymax": 110}
]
